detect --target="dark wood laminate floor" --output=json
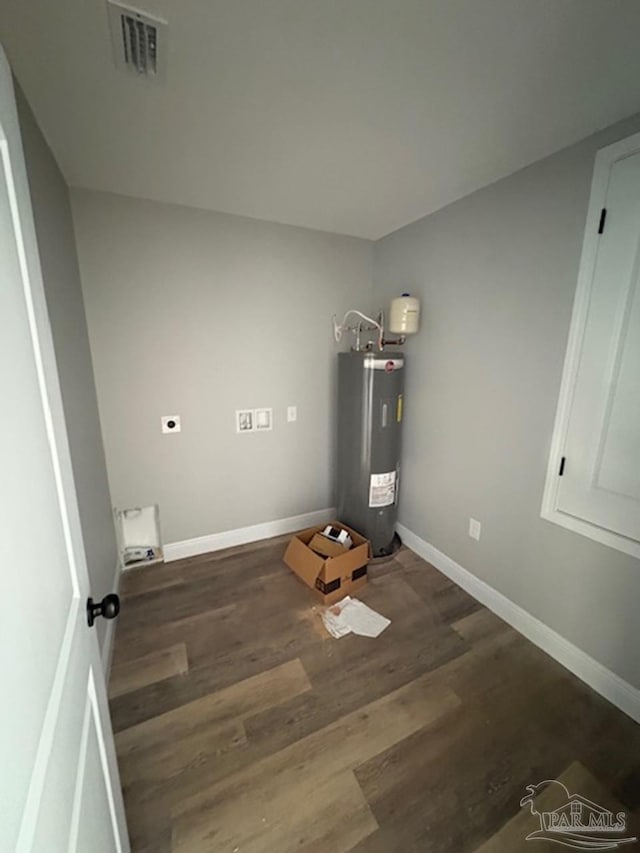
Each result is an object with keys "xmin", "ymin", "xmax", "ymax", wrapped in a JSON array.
[{"xmin": 109, "ymin": 536, "xmax": 640, "ymax": 852}]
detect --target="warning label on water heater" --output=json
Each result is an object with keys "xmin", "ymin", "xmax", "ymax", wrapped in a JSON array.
[{"xmin": 369, "ymin": 471, "xmax": 396, "ymax": 507}]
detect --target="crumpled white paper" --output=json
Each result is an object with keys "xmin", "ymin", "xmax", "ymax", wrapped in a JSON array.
[{"xmin": 321, "ymin": 595, "xmax": 391, "ymax": 639}]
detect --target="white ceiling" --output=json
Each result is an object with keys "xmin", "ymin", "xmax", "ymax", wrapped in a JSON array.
[{"xmin": 3, "ymin": 0, "xmax": 640, "ymax": 239}]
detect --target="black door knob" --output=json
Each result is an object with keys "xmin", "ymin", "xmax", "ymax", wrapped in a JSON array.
[{"xmin": 87, "ymin": 593, "xmax": 120, "ymax": 627}]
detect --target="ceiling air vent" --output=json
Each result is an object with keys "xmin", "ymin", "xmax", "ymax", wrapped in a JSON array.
[{"xmin": 107, "ymin": 1, "xmax": 167, "ymax": 81}]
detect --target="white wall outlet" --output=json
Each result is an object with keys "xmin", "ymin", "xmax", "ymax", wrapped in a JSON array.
[
  {"xmin": 287, "ymin": 405, "xmax": 297, "ymax": 423},
  {"xmin": 469, "ymin": 518, "xmax": 481, "ymax": 541},
  {"xmin": 254, "ymin": 407, "xmax": 273, "ymax": 431},
  {"xmin": 236, "ymin": 410, "xmax": 254, "ymax": 433},
  {"xmin": 161, "ymin": 415, "xmax": 181, "ymax": 434}
]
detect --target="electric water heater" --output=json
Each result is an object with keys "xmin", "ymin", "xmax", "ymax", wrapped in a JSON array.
[{"xmin": 336, "ymin": 351, "xmax": 404, "ymax": 556}]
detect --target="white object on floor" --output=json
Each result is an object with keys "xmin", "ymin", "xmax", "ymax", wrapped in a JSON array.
[
  {"xmin": 322, "ymin": 596, "xmax": 391, "ymax": 639},
  {"xmin": 117, "ymin": 504, "xmax": 162, "ymax": 561}
]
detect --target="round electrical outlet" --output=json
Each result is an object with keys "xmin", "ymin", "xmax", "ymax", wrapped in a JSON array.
[{"xmin": 161, "ymin": 415, "xmax": 181, "ymax": 433}]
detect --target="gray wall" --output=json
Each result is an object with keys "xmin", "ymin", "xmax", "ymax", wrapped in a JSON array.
[
  {"xmin": 374, "ymin": 113, "xmax": 640, "ymax": 689},
  {"xmin": 17, "ymin": 88, "xmax": 118, "ymax": 652},
  {"xmin": 71, "ymin": 190, "xmax": 372, "ymax": 544}
]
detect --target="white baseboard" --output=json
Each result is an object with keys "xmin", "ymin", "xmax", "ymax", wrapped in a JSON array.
[
  {"xmin": 101, "ymin": 557, "xmax": 123, "ymax": 681},
  {"xmin": 397, "ymin": 523, "xmax": 640, "ymax": 724},
  {"xmin": 164, "ymin": 507, "xmax": 336, "ymax": 563}
]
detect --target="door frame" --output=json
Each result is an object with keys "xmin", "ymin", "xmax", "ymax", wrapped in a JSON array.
[{"xmin": 541, "ymin": 130, "xmax": 640, "ymax": 559}]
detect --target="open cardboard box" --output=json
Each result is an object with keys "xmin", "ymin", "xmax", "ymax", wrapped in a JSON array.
[
  {"xmin": 283, "ymin": 521, "xmax": 371, "ymax": 605},
  {"xmin": 307, "ymin": 532, "xmax": 349, "ymax": 559}
]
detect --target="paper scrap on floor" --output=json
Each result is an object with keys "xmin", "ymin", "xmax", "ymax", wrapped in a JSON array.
[{"xmin": 322, "ymin": 596, "xmax": 390, "ymax": 639}]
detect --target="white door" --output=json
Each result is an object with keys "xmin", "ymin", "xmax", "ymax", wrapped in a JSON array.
[
  {"xmin": 547, "ymin": 135, "xmax": 640, "ymax": 551},
  {"xmin": 0, "ymin": 48, "xmax": 129, "ymax": 853}
]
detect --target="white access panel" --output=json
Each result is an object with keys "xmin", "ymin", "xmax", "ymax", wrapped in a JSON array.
[{"xmin": 543, "ymin": 131, "xmax": 640, "ymax": 556}]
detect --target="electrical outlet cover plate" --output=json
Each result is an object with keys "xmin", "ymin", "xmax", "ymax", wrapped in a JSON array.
[
  {"xmin": 469, "ymin": 518, "xmax": 481, "ymax": 540},
  {"xmin": 236, "ymin": 410, "xmax": 254, "ymax": 433},
  {"xmin": 254, "ymin": 408, "xmax": 273, "ymax": 431},
  {"xmin": 161, "ymin": 415, "xmax": 181, "ymax": 433}
]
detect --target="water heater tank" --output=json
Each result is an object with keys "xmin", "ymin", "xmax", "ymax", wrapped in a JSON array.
[
  {"xmin": 336, "ymin": 351, "xmax": 404, "ymax": 556},
  {"xmin": 389, "ymin": 293, "xmax": 420, "ymax": 335}
]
